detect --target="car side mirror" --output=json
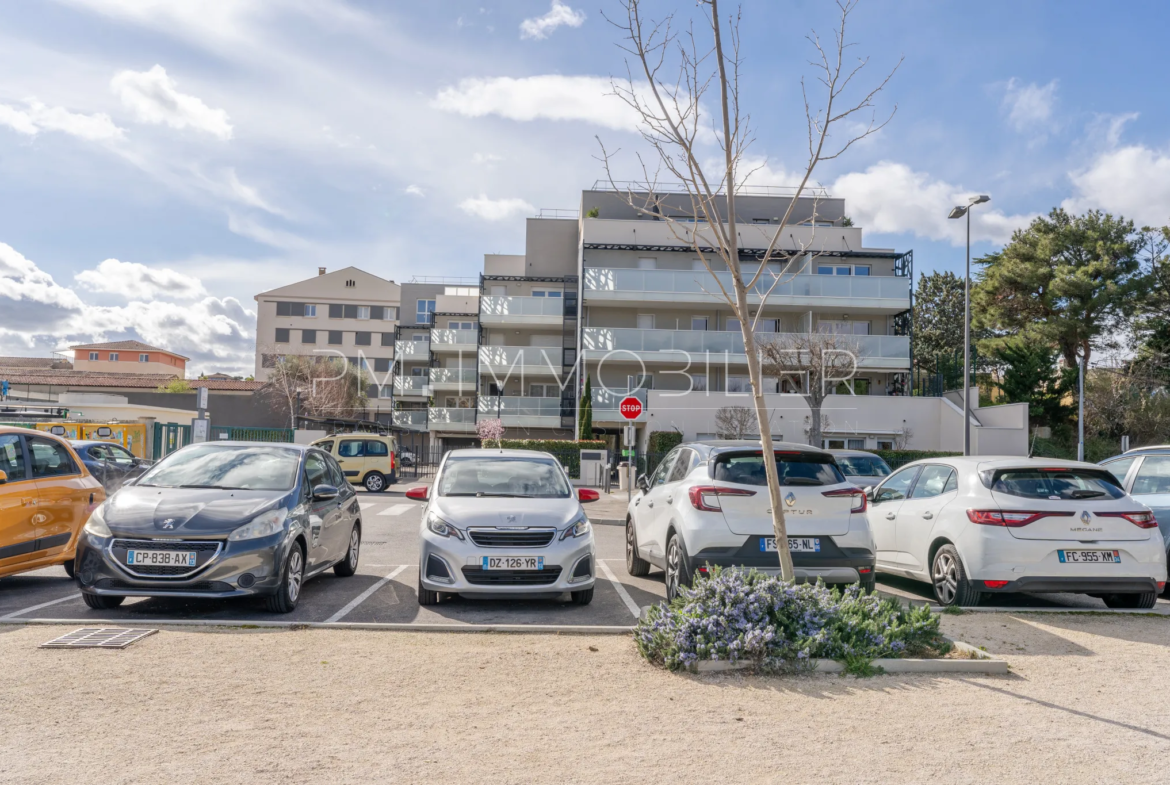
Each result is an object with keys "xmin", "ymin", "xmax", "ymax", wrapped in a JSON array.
[
  {"xmin": 312, "ymin": 484, "xmax": 339, "ymax": 501},
  {"xmin": 577, "ymin": 488, "xmax": 599, "ymax": 503},
  {"xmin": 405, "ymin": 486, "xmax": 429, "ymax": 501},
  {"xmin": 0, "ymin": 469, "xmax": 6, "ymax": 484},
  {"xmin": 636, "ymin": 475, "xmax": 649, "ymax": 492}
]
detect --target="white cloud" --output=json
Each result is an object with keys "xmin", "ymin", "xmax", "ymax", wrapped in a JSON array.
[
  {"xmin": 227, "ymin": 213, "xmax": 308, "ymax": 249},
  {"xmin": 75, "ymin": 258, "xmax": 207, "ymax": 300},
  {"xmin": 458, "ymin": 194, "xmax": 535, "ymax": 221},
  {"xmin": 404, "ymin": 184, "xmax": 426, "ymax": 197},
  {"xmin": 111, "ymin": 65, "xmax": 233, "ymax": 139},
  {"xmin": 0, "ymin": 100, "xmax": 123, "ymax": 141},
  {"xmin": 472, "ymin": 152, "xmax": 503, "ymax": 165},
  {"xmin": 432, "ymin": 75, "xmax": 640, "ymax": 132},
  {"xmin": 520, "ymin": 1, "xmax": 586, "ymax": 40},
  {"xmin": 1062, "ymin": 144, "xmax": 1170, "ymax": 226},
  {"xmin": 1003, "ymin": 78, "xmax": 1058, "ymax": 133},
  {"xmin": 830, "ymin": 161, "xmax": 1037, "ymax": 245}
]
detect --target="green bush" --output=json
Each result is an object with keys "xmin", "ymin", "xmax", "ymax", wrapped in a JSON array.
[
  {"xmin": 493, "ymin": 439, "xmax": 608, "ymax": 479},
  {"xmin": 648, "ymin": 430, "xmax": 683, "ymax": 454},
  {"xmin": 871, "ymin": 449, "xmax": 961, "ymax": 470}
]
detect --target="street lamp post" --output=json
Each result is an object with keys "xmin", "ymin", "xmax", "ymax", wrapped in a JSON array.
[{"xmin": 947, "ymin": 195, "xmax": 991, "ymax": 457}]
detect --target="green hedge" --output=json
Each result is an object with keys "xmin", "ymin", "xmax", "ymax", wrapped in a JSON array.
[
  {"xmin": 871, "ymin": 450, "xmax": 961, "ymax": 470},
  {"xmin": 493, "ymin": 439, "xmax": 609, "ymax": 479},
  {"xmin": 648, "ymin": 431, "xmax": 683, "ymax": 454}
]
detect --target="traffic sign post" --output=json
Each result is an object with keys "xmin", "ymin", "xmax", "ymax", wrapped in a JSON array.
[{"xmin": 620, "ymin": 398, "xmax": 641, "ymax": 501}]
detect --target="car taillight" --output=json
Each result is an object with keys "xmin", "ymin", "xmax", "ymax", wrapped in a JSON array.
[
  {"xmin": 688, "ymin": 486, "xmax": 756, "ymax": 512},
  {"xmin": 966, "ymin": 509, "xmax": 1074, "ymax": 527},
  {"xmin": 1097, "ymin": 511, "xmax": 1159, "ymax": 528},
  {"xmin": 823, "ymin": 487, "xmax": 866, "ymax": 513}
]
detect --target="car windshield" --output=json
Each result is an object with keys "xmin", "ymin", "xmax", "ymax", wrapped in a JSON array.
[
  {"xmin": 990, "ymin": 468, "xmax": 1125, "ymax": 500},
  {"xmin": 836, "ymin": 456, "xmax": 891, "ymax": 477},
  {"xmin": 137, "ymin": 445, "xmax": 301, "ymax": 491},
  {"xmin": 437, "ymin": 456, "xmax": 571, "ymax": 498},
  {"xmin": 713, "ymin": 452, "xmax": 845, "ymax": 486}
]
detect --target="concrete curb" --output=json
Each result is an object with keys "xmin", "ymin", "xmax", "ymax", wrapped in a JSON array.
[
  {"xmin": 0, "ymin": 618, "xmax": 635, "ymax": 634},
  {"xmin": 592, "ymin": 518, "xmax": 625, "ymax": 527},
  {"xmin": 691, "ymin": 638, "xmax": 1008, "ymax": 675}
]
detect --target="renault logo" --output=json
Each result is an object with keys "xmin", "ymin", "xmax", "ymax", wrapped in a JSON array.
[
  {"xmin": 784, "ymin": 492, "xmax": 797, "ymax": 507},
  {"xmin": 1080, "ymin": 510, "xmax": 1092, "ymax": 525},
  {"xmin": 505, "ymin": 515, "xmax": 517, "ymax": 523}
]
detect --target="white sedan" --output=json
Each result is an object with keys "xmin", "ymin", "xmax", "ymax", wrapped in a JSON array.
[{"xmin": 865, "ymin": 456, "xmax": 1167, "ymax": 607}]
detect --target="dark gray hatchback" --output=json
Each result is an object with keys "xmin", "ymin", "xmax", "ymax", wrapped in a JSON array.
[{"xmin": 74, "ymin": 442, "xmax": 362, "ymax": 613}]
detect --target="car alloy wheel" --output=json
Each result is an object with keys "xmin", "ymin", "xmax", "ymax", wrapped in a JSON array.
[
  {"xmin": 286, "ymin": 547, "xmax": 304, "ymax": 603},
  {"xmin": 932, "ymin": 550, "xmax": 959, "ymax": 605},
  {"xmin": 365, "ymin": 473, "xmax": 385, "ymax": 493},
  {"xmin": 347, "ymin": 529, "xmax": 360, "ymax": 570},
  {"xmin": 666, "ymin": 537, "xmax": 681, "ymax": 600}
]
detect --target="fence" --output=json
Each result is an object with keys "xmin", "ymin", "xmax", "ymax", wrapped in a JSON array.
[{"xmin": 151, "ymin": 423, "xmax": 295, "ymax": 459}]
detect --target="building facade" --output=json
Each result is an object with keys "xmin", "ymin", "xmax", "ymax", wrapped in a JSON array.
[{"xmin": 70, "ymin": 340, "xmax": 188, "ymax": 376}]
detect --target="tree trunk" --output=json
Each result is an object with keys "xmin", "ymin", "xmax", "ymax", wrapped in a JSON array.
[{"xmin": 808, "ymin": 394, "xmax": 823, "ymax": 447}]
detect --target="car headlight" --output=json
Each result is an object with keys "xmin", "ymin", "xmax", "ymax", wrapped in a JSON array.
[
  {"xmin": 83, "ymin": 503, "xmax": 112, "ymax": 538},
  {"xmin": 560, "ymin": 514, "xmax": 591, "ymax": 540},
  {"xmin": 426, "ymin": 510, "xmax": 464, "ymax": 540},
  {"xmin": 228, "ymin": 508, "xmax": 288, "ymax": 542}
]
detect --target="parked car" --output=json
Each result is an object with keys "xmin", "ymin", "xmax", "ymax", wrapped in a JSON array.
[
  {"xmin": 830, "ymin": 449, "xmax": 892, "ymax": 488},
  {"xmin": 625, "ymin": 441, "xmax": 876, "ymax": 600},
  {"xmin": 71, "ymin": 440, "xmax": 152, "ymax": 492},
  {"xmin": 1101, "ymin": 447, "xmax": 1170, "ymax": 595},
  {"xmin": 409, "ymin": 449, "xmax": 598, "ymax": 606},
  {"xmin": 0, "ymin": 426, "xmax": 105, "ymax": 580},
  {"xmin": 866, "ymin": 456, "xmax": 1167, "ymax": 608},
  {"xmin": 311, "ymin": 433, "xmax": 397, "ymax": 492},
  {"xmin": 73, "ymin": 441, "xmax": 362, "ymax": 613},
  {"xmin": 398, "ymin": 449, "xmax": 416, "ymax": 467}
]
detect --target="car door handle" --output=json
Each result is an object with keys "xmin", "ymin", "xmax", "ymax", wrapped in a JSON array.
[
  {"xmin": 647, "ymin": 501, "xmax": 654, "ymax": 508},
  {"xmin": 885, "ymin": 513, "xmax": 895, "ymax": 520},
  {"xmin": 666, "ymin": 496, "xmax": 673, "ymax": 504},
  {"xmin": 922, "ymin": 511, "xmax": 934, "ymax": 519}
]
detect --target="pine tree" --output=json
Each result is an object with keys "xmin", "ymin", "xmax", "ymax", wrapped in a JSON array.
[{"xmin": 994, "ymin": 338, "xmax": 1074, "ymax": 428}]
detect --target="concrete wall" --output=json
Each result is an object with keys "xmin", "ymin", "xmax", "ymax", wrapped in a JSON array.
[
  {"xmin": 524, "ymin": 218, "xmax": 579, "ymax": 276},
  {"xmin": 124, "ymin": 391, "xmax": 288, "ymax": 428},
  {"xmin": 73, "ymin": 355, "xmax": 185, "ymax": 376},
  {"xmin": 484, "ymin": 254, "xmax": 526, "ymax": 276}
]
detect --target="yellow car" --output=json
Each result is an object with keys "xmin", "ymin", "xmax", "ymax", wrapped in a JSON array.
[
  {"xmin": 0, "ymin": 426, "xmax": 106, "ymax": 579},
  {"xmin": 311, "ymin": 433, "xmax": 398, "ymax": 493}
]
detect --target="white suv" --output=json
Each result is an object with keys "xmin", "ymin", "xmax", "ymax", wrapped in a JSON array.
[
  {"xmin": 866, "ymin": 456, "xmax": 1167, "ymax": 607},
  {"xmin": 625, "ymin": 441, "xmax": 876, "ymax": 599}
]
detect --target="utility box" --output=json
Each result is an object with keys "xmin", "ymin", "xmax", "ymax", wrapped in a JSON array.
[{"xmin": 579, "ymin": 449, "xmax": 608, "ymax": 487}]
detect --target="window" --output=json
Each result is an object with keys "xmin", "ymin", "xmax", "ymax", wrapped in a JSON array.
[
  {"xmin": 727, "ymin": 375, "xmax": 751, "ymax": 393},
  {"xmin": 692, "ymin": 259, "xmax": 708, "ymax": 271},
  {"xmin": 277, "ymin": 301, "xmax": 306, "ymax": 317},
  {"xmin": 27, "ymin": 436, "xmax": 78, "ymax": 478},
  {"xmin": 316, "ymin": 440, "xmax": 335, "ymax": 454},
  {"xmin": 649, "ymin": 453, "xmax": 677, "ymax": 487},
  {"xmin": 385, "ymin": 306, "xmax": 399, "ymax": 320},
  {"xmin": 818, "ymin": 320, "xmax": 870, "ymax": 336},
  {"xmin": 877, "ymin": 440, "xmax": 894, "ymax": 450},
  {"xmin": 305, "ymin": 452, "xmax": 330, "ymax": 489},
  {"xmin": 825, "ymin": 439, "xmax": 846, "ymax": 449},
  {"xmin": 1130, "ymin": 456, "xmax": 1170, "ymax": 495},
  {"xmin": 302, "ymin": 330, "xmax": 317, "ymax": 344},
  {"xmin": 691, "ymin": 374, "xmax": 707, "ymax": 392},
  {"xmin": 726, "ymin": 317, "xmax": 740, "ymax": 331},
  {"xmin": 437, "ymin": 456, "xmax": 571, "ymax": 498},
  {"xmin": 338, "ymin": 440, "xmax": 365, "ymax": 458},
  {"xmin": 990, "ymin": 468, "xmax": 1125, "ymax": 501},
  {"xmin": 365, "ymin": 440, "xmax": 389, "ymax": 457},
  {"xmin": 836, "ymin": 455, "xmax": 892, "ymax": 478},
  {"xmin": 343, "ymin": 304, "xmax": 358, "ymax": 319},
  {"xmin": 668, "ymin": 449, "xmax": 695, "ymax": 482},
  {"xmin": 637, "ymin": 257, "xmax": 656, "ymax": 269},
  {"xmin": 329, "ymin": 304, "xmax": 343, "ymax": 319},
  {"xmin": 109, "ymin": 353, "xmax": 119, "ymax": 362},
  {"xmin": 874, "ymin": 466, "xmax": 920, "ymax": 503},
  {"xmin": 910, "ymin": 465, "xmax": 956, "ymax": 499},
  {"xmin": 416, "ymin": 299, "xmax": 436, "ymax": 324},
  {"xmin": 381, "ymin": 332, "xmax": 394, "ymax": 347},
  {"xmin": 374, "ymin": 357, "xmax": 391, "ymax": 373},
  {"xmin": 325, "ymin": 455, "xmax": 347, "ymax": 488},
  {"xmin": 628, "ymin": 374, "xmax": 653, "ymax": 391},
  {"xmin": 529, "ymin": 383, "xmax": 558, "ymax": 397},
  {"xmin": 411, "ymin": 367, "xmax": 427, "ymax": 377},
  {"xmin": 88, "ymin": 352, "xmax": 99, "ymax": 361},
  {"xmin": 854, "ymin": 266, "xmax": 870, "ymax": 276},
  {"xmin": 834, "ymin": 378, "xmax": 871, "ymax": 395},
  {"xmin": 691, "ymin": 317, "xmax": 708, "ymax": 331},
  {"xmin": 531, "ymin": 289, "xmax": 562, "ymax": 298},
  {"xmin": 712, "ymin": 451, "xmax": 845, "ymax": 487},
  {"xmin": 139, "ymin": 353, "xmax": 150, "ymax": 362},
  {"xmin": 816, "ymin": 265, "xmax": 854, "ymax": 275},
  {"xmin": 444, "ymin": 286, "xmax": 477, "ymax": 297},
  {"xmin": 756, "ymin": 318, "xmax": 778, "ymax": 333},
  {"xmin": 107, "ymin": 444, "xmax": 137, "ymax": 466},
  {"xmin": 357, "ymin": 306, "xmax": 371, "ymax": 320},
  {"xmin": 275, "ymin": 328, "xmax": 290, "ymax": 343},
  {"xmin": 355, "ymin": 332, "xmax": 371, "ymax": 346},
  {"xmin": 636, "ymin": 314, "xmax": 655, "ymax": 330},
  {"xmin": 0, "ymin": 434, "xmax": 26, "ymax": 482},
  {"xmin": 846, "ymin": 438, "xmax": 865, "ymax": 450},
  {"xmin": 328, "ymin": 331, "xmax": 343, "ymax": 345},
  {"xmin": 449, "ymin": 321, "xmax": 474, "ymax": 330},
  {"xmin": 1101, "ymin": 456, "xmax": 1138, "ymax": 484}
]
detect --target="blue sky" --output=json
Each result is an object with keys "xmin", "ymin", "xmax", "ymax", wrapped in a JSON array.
[{"xmin": 2, "ymin": 0, "xmax": 1169, "ymax": 374}]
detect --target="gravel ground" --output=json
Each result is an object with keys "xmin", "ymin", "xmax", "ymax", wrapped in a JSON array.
[{"xmin": 3, "ymin": 614, "xmax": 1169, "ymax": 784}]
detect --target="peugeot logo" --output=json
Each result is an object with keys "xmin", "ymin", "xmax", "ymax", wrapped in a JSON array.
[
  {"xmin": 1080, "ymin": 510, "xmax": 1092, "ymax": 525},
  {"xmin": 505, "ymin": 515, "xmax": 517, "ymax": 523},
  {"xmin": 160, "ymin": 518, "xmax": 177, "ymax": 530},
  {"xmin": 784, "ymin": 492, "xmax": 797, "ymax": 507}
]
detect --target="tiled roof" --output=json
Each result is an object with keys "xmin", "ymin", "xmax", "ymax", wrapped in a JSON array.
[
  {"xmin": 68, "ymin": 340, "xmax": 190, "ymax": 360},
  {"xmin": 0, "ymin": 357, "xmax": 70, "ymax": 369},
  {"xmin": 0, "ymin": 370, "xmax": 264, "ymax": 391}
]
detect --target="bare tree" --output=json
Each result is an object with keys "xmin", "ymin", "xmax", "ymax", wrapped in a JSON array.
[
  {"xmin": 714, "ymin": 405, "xmax": 757, "ymax": 439},
  {"xmin": 598, "ymin": 0, "xmax": 899, "ymax": 580},
  {"xmin": 760, "ymin": 331, "xmax": 861, "ymax": 447},
  {"xmin": 893, "ymin": 425, "xmax": 914, "ymax": 450},
  {"xmin": 259, "ymin": 350, "xmax": 371, "ymax": 427}
]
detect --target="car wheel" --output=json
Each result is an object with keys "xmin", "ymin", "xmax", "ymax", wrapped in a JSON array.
[
  {"xmin": 665, "ymin": 532, "xmax": 693, "ymax": 602},
  {"xmin": 82, "ymin": 592, "xmax": 124, "ymax": 610},
  {"xmin": 625, "ymin": 518, "xmax": 651, "ymax": 577},
  {"xmin": 418, "ymin": 576, "xmax": 440, "ymax": 606},
  {"xmin": 1102, "ymin": 592, "xmax": 1158, "ymax": 609},
  {"xmin": 265, "ymin": 543, "xmax": 305, "ymax": 613},
  {"xmin": 62, "ymin": 559, "xmax": 75, "ymax": 579},
  {"xmin": 931, "ymin": 545, "xmax": 981, "ymax": 607},
  {"xmin": 364, "ymin": 472, "xmax": 386, "ymax": 493},
  {"xmin": 333, "ymin": 525, "xmax": 360, "ymax": 577},
  {"xmin": 860, "ymin": 574, "xmax": 876, "ymax": 595},
  {"xmin": 571, "ymin": 587, "xmax": 594, "ymax": 605}
]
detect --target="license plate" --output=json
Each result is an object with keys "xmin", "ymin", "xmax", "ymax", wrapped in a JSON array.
[
  {"xmin": 481, "ymin": 556, "xmax": 544, "ymax": 570},
  {"xmin": 1058, "ymin": 549, "xmax": 1121, "ymax": 564},
  {"xmin": 126, "ymin": 550, "xmax": 197, "ymax": 567},
  {"xmin": 760, "ymin": 537, "xmax": 820, "ymax": 553}
]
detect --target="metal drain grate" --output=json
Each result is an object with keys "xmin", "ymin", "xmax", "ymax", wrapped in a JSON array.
[{"xmin": 40, "ymin": 628, "xmax": 158, "ymax": 649}]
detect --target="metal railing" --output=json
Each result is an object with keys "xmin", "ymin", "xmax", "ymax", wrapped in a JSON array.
[
  {"xmin": 581, "ymin": 327, "xmax": 910, "ymax": 361},
  {"xmin": 535, "ymin": 208, "xmax": 580, "ymax": 220},
  {"xmin": 583, "ymin": 268, "xmax": 909, "ymax": 300},
  {"xmin": 480, "ymin": 296, "xmax": 565, "ymax": 318},
  {"xmin": 590, "ymin": 180, "xmax": 830, "ymax": 198}
]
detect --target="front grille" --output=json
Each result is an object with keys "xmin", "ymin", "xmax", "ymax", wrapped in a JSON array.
[
  {"xmin": 111, "ymin": 539, "xmax": 221, "ymax": 552},
  {"xmin": 94, "ymin": 579, "xmax": 233, "ymax": 593},
  {"xmin": 461, "ymin": 566, "xmax": 563, "ymax": 586},
  {"xmin": 467, "ymin": 529, "xmax": 556, "ymax": 548},
  {"xmin": 109, "ymin": 538, "xmax": 223, "ymax": 578}
]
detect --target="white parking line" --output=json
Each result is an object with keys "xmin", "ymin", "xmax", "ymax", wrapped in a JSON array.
[
  {"xmin": 378, "ymin": 504, "xmax": 414, "ymax": 517},
  {"xmin": 596, "ymin": 559, "xmax": 641, "ymax": 619},
  {"xmin": 358, "ymin": 501, "xmax": 380, "ymax": 510},
  {"xmin": 0, "ymin": 593, "xmax": 82, "ymax": 620},
  {"xmin": 324, "ymin": 565, "xmax": 410, "ymax": 623}
]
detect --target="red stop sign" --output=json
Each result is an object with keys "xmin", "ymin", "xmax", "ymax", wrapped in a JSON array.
[{"xmin": 619, "ymin": 396, "xmax": 643, "ymax": 420}]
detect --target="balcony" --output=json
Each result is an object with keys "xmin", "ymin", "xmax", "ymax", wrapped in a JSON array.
[
  {"xmin": 583, "ymin": 268, "xmax": 909, "ymax": 311},
  {"xmin": 429, "ymin": 328, "xmax": 478, "ymax": 354},
  {"xmin": 429, "ymin": 407, "xmax": 477, "ymax": 432},
  {"xmin": 478, "ymin": 346, "xmax": 564, "ymax": 378},
  {"xmin": 581, "ymin": 327, "xmax": 910, "ymax": 370},
  {"xmin": 429, "ymin": 367, "xmax": 477, "ymax": 392},
  {"xmin": 480, "ymin": 296, "xmax": 565, "ymax": 327},
  {"xmin": 581, "ymin": 218, "xmax": 864, "ymax": 255},
  {"xmin": 395, "ymin": 339, "xmax": 429, "ymax": 360},
  {"xmin": 392, "ymin": 410, "xmax": 428, "ymax": 430},
  {"xmin": 478, "ymin": 396, "xmax": 562, "ymax": 428},
  {"xmin": 591, "ymin": 387, "xmax": 648, "ymax": 423},
  {"xmin": 393, "ymin": 375, "xmax": 430, "ymax": 398}
]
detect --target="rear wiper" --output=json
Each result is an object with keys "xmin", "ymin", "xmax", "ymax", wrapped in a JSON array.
[
  {"xmin": 1070, "ymin": 489, "xmax": 1106, "ymax": 499},
  {"xmin": 783, "ymin": 478, "xmax": 823, "ymax": 486}
]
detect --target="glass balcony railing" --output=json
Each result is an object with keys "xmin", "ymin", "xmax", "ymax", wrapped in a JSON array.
[
  {"xmin": 478, "ymin": 396, "xmax": 562, "ymax": 417},
  {"xmin": 393, "ymin": 376, "xmax": 430, "ymax": 394},
  {"xmin": 395, "ymin": 340, "xmax": 429, "ymax": 359},
  {"xmin": 478, "ymin": 346, "xmax": 564, "ymax": 368},
  {"xmin": 429, "ymin": 368, "xmax": 477, "ymax": 386},
  {"xmin": 392, "ymin": 410, "xmax": 427, "ymax": 428},
  {"xmin": 480, "ymin": 296, "xmax": 565, "ymax": 318},
  {"xmin": 581, "ymin": 328, "xmax": 910, "ymax": 361},
  {"xmin": 429, "ymin": 407, "xmax": 477, "ymax": 425},
  {"xmin": 430, "ymin": 328, "xmax": 478, "ymax": 347},
  {"xmin": 583, "ymin": 268, "xmax": 909, "ymax": 300}
]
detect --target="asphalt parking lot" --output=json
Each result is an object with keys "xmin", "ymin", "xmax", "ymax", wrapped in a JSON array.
[{"xmin": 1, "ymin": 489, "xmax": 1167, "ymax": 625}]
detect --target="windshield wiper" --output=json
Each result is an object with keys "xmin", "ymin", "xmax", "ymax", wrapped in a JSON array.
[
  {"xmin": 1070, "ymin": 489, "xmax": 1106, "ymax": 499},
  {"xmin": 177, "ymin": 484, "xmax": 247, "ymax": 490},
  {"xmin": 477, "ymin": 492, "xmax": 536, "ymax": 498}
]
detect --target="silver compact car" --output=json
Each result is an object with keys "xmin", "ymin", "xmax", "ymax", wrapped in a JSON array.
[{"xmin": 409, "ymin": 449, "xmax": 598, "ymax": 605}]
